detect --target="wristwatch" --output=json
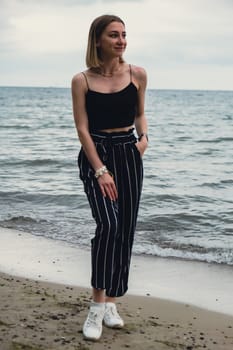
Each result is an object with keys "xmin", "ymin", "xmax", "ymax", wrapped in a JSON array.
[{"xmin": 138, "ymin": 133, "xmax": 149, "ymax": 142}]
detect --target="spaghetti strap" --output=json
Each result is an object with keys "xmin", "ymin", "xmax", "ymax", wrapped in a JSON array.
[
  {"xmin": 81, "ymin": 72, "xmax": 89, "ymax": 89},
  {"xmin": 129, "ymin": 64, "xmax": 132, "ymax": 82}
]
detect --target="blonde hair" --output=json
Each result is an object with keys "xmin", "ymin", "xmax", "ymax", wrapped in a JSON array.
[{"xmin": 86, "ymin": 14, "xmax": 125, "ymax": 68}]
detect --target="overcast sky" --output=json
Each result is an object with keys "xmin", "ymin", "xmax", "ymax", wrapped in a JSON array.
[{"xmin": 1, "ymin": 0, "xmax": 233, "ymax": 90}]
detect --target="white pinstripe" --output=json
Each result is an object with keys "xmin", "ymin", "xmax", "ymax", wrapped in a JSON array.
[{"xmin": 78, "ymin": 132, "xmax": 143, "ymax": 297}]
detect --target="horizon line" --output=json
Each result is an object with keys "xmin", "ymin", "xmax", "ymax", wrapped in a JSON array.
[{"xmin": 0, "ymin": 85, "xmax": 233, "ymax": 92}]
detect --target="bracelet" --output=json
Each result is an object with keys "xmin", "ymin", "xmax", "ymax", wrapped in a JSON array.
[
  {"xmin": 94, "ymin": 165, "xmax": 109, "ymax": 179},
  {"xmin": 138, "ymin": 133, "xmax": 149, "ymax": 142}
]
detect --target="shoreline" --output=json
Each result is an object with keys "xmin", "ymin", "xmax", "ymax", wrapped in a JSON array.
[{"xmin": 0, "ymin": 227, "xmax": 233, "ymax": 316}]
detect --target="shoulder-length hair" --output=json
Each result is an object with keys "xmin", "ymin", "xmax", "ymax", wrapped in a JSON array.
[{"xmin": 86, "ymin": 14, "xmax": 125, "ymax": 68}]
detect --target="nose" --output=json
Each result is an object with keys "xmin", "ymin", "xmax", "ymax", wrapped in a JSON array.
[{"xmin": 118, "ymin": 35, "xmax": 126, "ymax": 44}]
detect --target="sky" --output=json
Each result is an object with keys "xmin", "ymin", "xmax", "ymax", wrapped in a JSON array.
[{"xmin": 1, "ymin": 0, "xmax": 233, "ymax": 90}]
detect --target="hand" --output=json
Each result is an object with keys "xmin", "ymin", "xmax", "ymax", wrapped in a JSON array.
[
  {"xmin": 97, "ymin": 172, "xmax": 118, "ymax": 201},
  {"xmin": 135, "ymin": 138, "xmax": 148, "ymax": 157}
]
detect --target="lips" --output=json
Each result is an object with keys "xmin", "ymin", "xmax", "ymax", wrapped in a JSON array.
[{"xmin": 115, "ymin": 46, "xmax": 125, "ymax": 50}]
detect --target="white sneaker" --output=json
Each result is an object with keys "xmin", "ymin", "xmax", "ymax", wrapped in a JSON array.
[
  {"xmin": 83, "ymin": 302, "xmax": 105, "ymax": 341},
  {"xmin": 104, "ymin": 302, "xmax": 124, "ymax": 328}
]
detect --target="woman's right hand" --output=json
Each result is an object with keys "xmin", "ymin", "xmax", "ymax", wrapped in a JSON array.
[{"xmin": 97, "ymin": 173, "xmax": 118, "ymax": 201}]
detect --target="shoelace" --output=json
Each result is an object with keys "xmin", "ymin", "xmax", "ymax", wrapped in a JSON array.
[
  {"xmin": 86, "ymin": 311, "xmax": 102, "ymax": 328},
  {"xmin": 106, "ymin": 306, "xmax": 121, "ymax": 320}
]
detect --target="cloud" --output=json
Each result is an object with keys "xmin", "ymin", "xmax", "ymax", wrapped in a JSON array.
[
  {"xmin": 0, "ymin": 0, "xmax": 233, "ymax": 89},
  {"xmin": 1, "ymin": 2, "xmax": 90, "ymax": 54},
  {"xmin": 0, "ymin": 0, "xmax": 148, "ymax": 55}
]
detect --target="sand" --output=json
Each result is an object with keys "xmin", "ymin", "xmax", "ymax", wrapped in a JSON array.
[
  {"xmin": 0, "ymin": 227, "xmax": 233, "ymax": 349},
  {"xmin": 1, "ymin": 227, "xmax": 233, "ymax": 316},
  {"xmin": 0, "ymin": 272, "xmax": 233, "ymax": 350}
]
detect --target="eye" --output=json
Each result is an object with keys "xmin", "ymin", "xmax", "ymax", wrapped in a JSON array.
[{"xmin": 110, "ymin": 33, "xmax": 118, "ymax": 38}]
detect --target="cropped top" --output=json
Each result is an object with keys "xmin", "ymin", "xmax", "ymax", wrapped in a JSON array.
[{"xmin": 82, "ymin": 65, "xmax": 138, "ymax": 132}]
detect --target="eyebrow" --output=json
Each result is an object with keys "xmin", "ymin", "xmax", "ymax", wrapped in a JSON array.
[{"xmin": 109, "ymin": 30, "xmax": 126, "ymax": 34}]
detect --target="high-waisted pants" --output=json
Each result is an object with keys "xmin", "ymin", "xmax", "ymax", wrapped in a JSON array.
[{"xmin": 78, "ymin": 129, "xmax": 143, "ymax": 297}]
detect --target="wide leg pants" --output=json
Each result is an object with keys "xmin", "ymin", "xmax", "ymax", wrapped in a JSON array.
[{"xmin": 78, "ymin": 129, "xmax": 143, "ymax": 297}]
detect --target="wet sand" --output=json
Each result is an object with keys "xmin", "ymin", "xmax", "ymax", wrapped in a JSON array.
[
  {"xmin": 0, "ymin": 271, "xmax": 233, "ymax": 350},
  {"xmin": 1, "ymin": 227, "xmax": 233, "ymax": 317},
  {"xmin": 0, "ymin": 227, "xmax": 233, "ymax": 349}
]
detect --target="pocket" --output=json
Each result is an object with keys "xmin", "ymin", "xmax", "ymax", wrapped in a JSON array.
[
  {"xmin": 77, "ymin": 148, "xmax": 94, "ymax": 181},
  {"xmin": 77, "ymin": 148, "xmax": 84, "ymax": 180},
  {"xmin": 77, "ymin": 148, "xmax": 83, "ymax": 167},
  {"xmin": 132, "ymin": 142, "xmax": 142, "ymax": 159}
]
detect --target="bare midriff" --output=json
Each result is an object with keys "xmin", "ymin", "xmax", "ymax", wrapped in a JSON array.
[{"xmin": 99, "ymin": 125, "xmax": 134, "ymax": 133}]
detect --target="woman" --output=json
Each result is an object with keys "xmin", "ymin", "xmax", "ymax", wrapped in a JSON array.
[{"xmin": 72, "ymin": 14, "xmax": 148, "ymax": 341}]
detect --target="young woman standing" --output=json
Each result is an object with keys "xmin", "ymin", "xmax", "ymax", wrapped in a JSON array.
[{"xmin": 72, "ymin": 14, "xmax": 148, "ymax": 341}]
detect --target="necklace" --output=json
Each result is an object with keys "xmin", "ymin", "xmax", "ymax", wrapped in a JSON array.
[
  {"xmin": 99, "ymin": 65, "xmax": 121, "ymax": 77},
  {"xmin": 100, "ymin": 72, "xmax": 114, "ymax": 77}
]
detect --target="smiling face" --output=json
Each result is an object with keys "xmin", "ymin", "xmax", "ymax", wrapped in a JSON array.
[{"xmin": 96, "ymin": 21, "xmax": 127, "ymax": 60}]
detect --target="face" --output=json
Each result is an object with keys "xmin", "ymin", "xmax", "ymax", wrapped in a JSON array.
[{"xmin": 96, "ymin": 21, "xmax": 127, "ymax": 59}]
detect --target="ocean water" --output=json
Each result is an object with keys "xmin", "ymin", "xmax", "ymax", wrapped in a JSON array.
[{"xmin": 0, "ymin": 86, "xmax": 233, "ymax": 265}]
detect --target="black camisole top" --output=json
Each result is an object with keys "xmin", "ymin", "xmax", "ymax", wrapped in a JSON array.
[{"xmin": 82, "ymin": 65, "xmax": 138, "ymax": 132}]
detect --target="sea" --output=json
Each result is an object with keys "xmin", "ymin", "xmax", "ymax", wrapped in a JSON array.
[{"xmin": 0, "ymin": 86, "xmax": 233, "ymax": 265}]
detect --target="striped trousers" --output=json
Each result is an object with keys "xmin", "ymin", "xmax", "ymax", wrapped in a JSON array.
[{"xmin": 78, "ymin": 129, "xmax": 143, "ymax": 297}]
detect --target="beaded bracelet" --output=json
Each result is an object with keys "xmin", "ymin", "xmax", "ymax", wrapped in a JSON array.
[{"xmin": 94, "ymin": 165, "xmax": 109, "ymax": 179}]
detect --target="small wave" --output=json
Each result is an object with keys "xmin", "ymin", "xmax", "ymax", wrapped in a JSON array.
[
  {"xmin": 0, "ymin": 124, "xmax": 32, "ymax": 129},
  {"xmin": 138, "ymin": 212, "xmax": 210, "ymax": 229},
  {"xmin": 133, "ymin": 242, "xmax": 233, "ymax": 265},
  {"xmin": 175, "ymin": 136, "xmax": 191, "ymax": 141},
  {"xmin": 224, "ymin": 114, "xmax": 233, "ymax": 120},
  {"xmin": 190, "ymin": 195, "xmax": 215, "ymax": 204},
  {"xmin": 1, "ymin": 158, "xmax": 67, "ymax": 167},
  {"xmin": 200, "ymin": 179, "xmax": 233, "ymax": 188},
  {"xmin": 0, "ymin": 215, "xmax": 47, "ymax": 225},
  {"xmin": 0, "ymin": 191, "xmax": 82, "ymax": 207},
  {"xmin": 199, "ymin": 182, "xmax": 223, "ymax": 188},
  {"xmin": 221, "ymin": 179, "xmax": 233, "ymax": 185},
  {"xmin": 0, "ymin": 216, "xmax": 52, "ymax": 238},
  {"xmin": 154, "ymin": 194, "xmax": 185, "ymax": 203},
  {"xmin": 198, "ymin": 137, "xmax": 233, "ymax": 143}
]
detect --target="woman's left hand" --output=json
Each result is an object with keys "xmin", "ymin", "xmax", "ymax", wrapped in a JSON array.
[{"xmin": 135, "ymin": 138, "xmax": 148, "ymax": 157}]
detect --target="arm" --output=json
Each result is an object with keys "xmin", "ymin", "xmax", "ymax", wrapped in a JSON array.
[
  {"xmin": 133, "ymin": 66, "xmax": 148, "ymax": 156},
  {"xmin": 71, "ymin": 73, "xmax": 117, "ymax": 200}
]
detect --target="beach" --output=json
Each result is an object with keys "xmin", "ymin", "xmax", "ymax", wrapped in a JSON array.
[
  {"xmin": 1, "ymin": 272, "xmax": 233, "ymax": 350},
  {"xmin": 0, "ymin": 228, "xmax": 233, "ymax": 350},
  {"xmin": 1, "ymin": 18, "xmax": 233, "ymax": 349}
]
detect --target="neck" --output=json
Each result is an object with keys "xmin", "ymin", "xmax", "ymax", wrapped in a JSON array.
[{"xmin": 99, "ymin": 59, "xmax": 122, "ymax": 77}]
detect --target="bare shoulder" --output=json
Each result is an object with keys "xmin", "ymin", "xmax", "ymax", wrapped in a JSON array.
[
  {"xmin": 71, "ymin": 71, "xmax": 88, "ymax": 93},
  {"xmin": 131, "ymin": 65, "xmax": 147, "ymax": 80},
  {"xmin": 131, "ymin": 65, "xmax": 147, "ymax": 89}
]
